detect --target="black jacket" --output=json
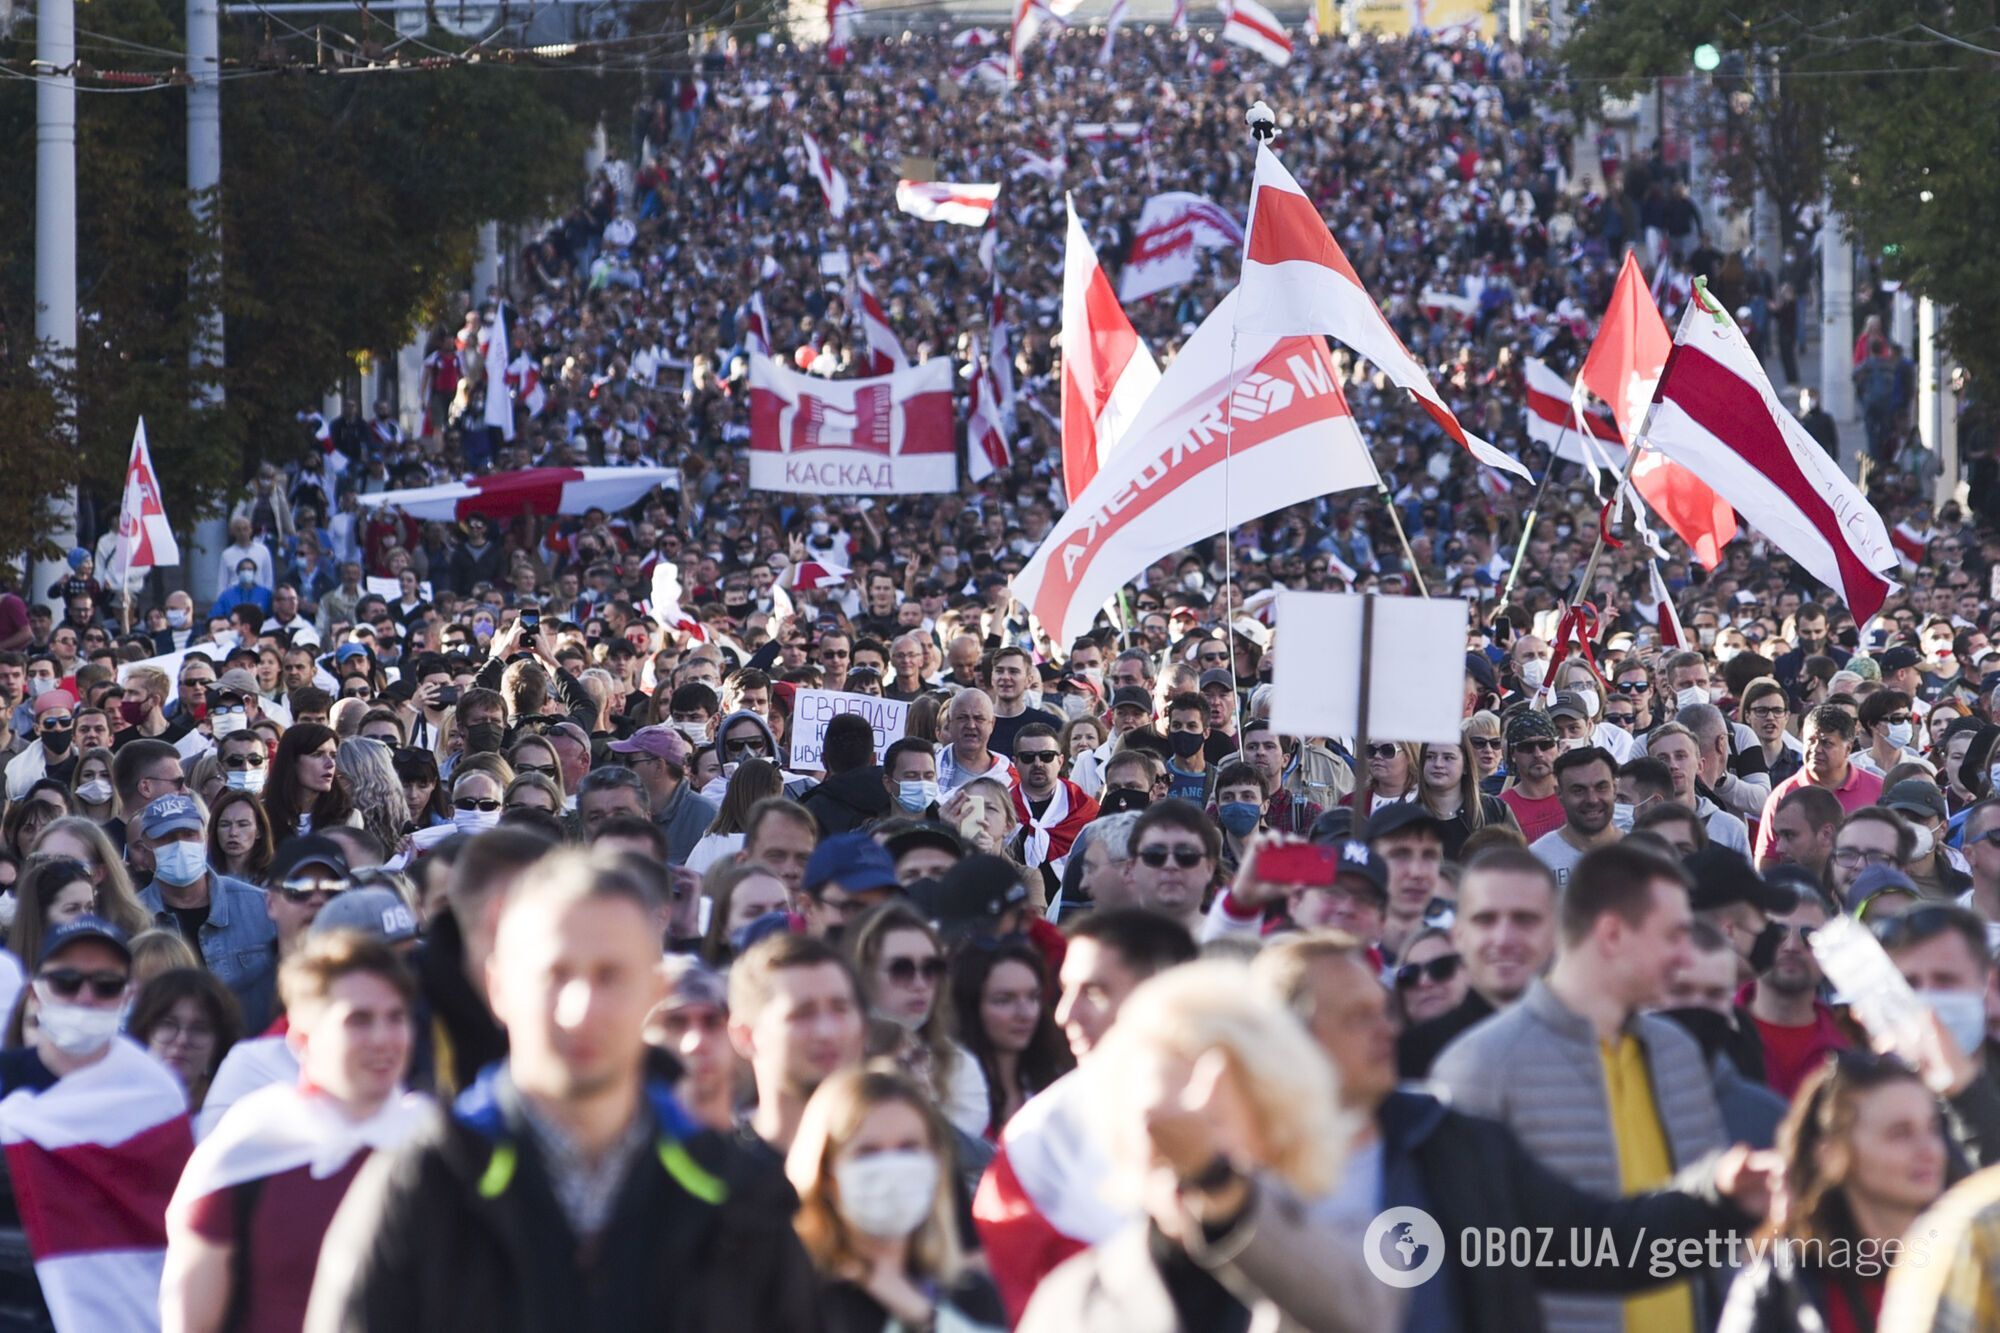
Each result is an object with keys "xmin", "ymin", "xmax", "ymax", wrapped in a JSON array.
[
  {"xmin": 1381, "ymin": 1090, "xmax": 1747, "ymax": 1333},
  {"xmin": 1397, "ymin": 990, "xmax": 1495, "ymax": 1079},
  {"xmin": 413, "ymin": 908, "xmax": 508, "ymax": 1097},
  {"xmin": 305, "ymin": 1066, "xmax": 822, "ymax": 1333},
  {"xmin": 799, "ymin": 764, "xmax": 891, "ymax": 835}
]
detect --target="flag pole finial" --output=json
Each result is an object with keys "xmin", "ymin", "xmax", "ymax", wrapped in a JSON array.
[{"xmin": 1247, "ymin": 101, "xmax": 1277, "ymax": 142}]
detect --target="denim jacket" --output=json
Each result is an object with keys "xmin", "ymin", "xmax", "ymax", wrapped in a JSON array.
[{"xmin": 139, "ymin": 871, "xmax": 279, "ymax": 1030}]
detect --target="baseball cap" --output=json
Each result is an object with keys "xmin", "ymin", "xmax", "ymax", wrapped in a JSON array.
[
  {"xmin": 1850, "ymin": 863, "xmax": 1920, "ymax": 904},
  {"xmin": 919, "ymin": 854, "xmax": 1030, "ymax": 938},
  {"xmin": 881, "ymin": 822, "xmax": 964, "ymax": 864},
  {"xmin": 1198, "ymin": 669, "xmax": 1236, "ymax": 692},
  {"xmin": 1685, "ymin": 847, "xmax": 1798, "ymax": 915},
  {"xmin": 1879, "ymin": 646, "xmax": 1922, "ymax": 674},
  {"xmin": 1109, "ymin": 686, "xmax": 1154, "ymax": 713},
  {"xmin": 1463, "ymin": 653, "xmax": 1497, "ymax": 692},
  {"xmin": 659, "ymin": 955, "xmax": 729, "ymax": 1012},
  {"xmin": 1882, "ymin": 779, "xmax": 1949, "ymax": 823},
  {"xmin": 1366, "ymin": 802, "xmax": 1445, "ymax": 843},
  {"xmin": 310, "ymin": 887, "xmax": 420, "ymax": 943},
  {"xmin": 1308, "ymin": 807, "xmax": 1355, "ymax": 845},
  {"xmin": 140, "ymin": 793, "xmax": 205, "ymax": 840},
  {"xmin": 266, "ymin": 835, "xmax": 351, "ymax": 888},
  {"xmin": 31, "ymin": 690, "xmax": 76, "ymax": 718},
  {"xmin": 38, "ymin": 915, "xmax": 131, "ymax": 966},
  {"xmin": 802, "ymin": 831, "xmax": 900, "ymax": 899},
  {"xmin": 608, "ymin": 724, "xmax": 691, "ymax": 766},
  {"xmin": 214, "ymin": 668, "xmax": 261, "ymax": 698},
  {"xmin": 1335, "ymin": 840, "xmax": 1389, "ymax": 899},
  {"xmin": 334, "ymin": 643, "xmax": 373, "ymax": 664},
  {"xmin": 1548, "ymin": 690, "xmax": 1590, "ymax": 723},
  {"xmin": 1229, "ymin": 617, "xmax": 1271, "ymax": 651}
]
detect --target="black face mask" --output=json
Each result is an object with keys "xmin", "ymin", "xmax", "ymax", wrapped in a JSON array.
[
  {"xmin": 40, "ymin": 726, "xmax": 72, "ymax": 756},
  {"xmin": 464, "ymin": 721, "xmax": 506, "ymax": 754},
  {"xmin": 1169, "ymin": 731, "xmax": 1205, "ymax": 760},
  {"xmin": 1658, "ymin": 1006, "xmax": 1735, "ymax": 1064},
  {"xmin": 1098, "ymin": 788, "xmax": 1152, "ymax": 816}
]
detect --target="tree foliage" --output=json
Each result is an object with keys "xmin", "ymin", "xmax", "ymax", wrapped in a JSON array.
[
  {"xmin": 0, "ymin": 0, "xmax": 588, "ymax": 562},
  {"xmin": 1561, "ymin": 0, "xmax": 2000, "ymax": 390}
]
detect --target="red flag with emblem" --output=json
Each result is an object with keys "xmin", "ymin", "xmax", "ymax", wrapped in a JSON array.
[{"xmin": 113, "ymin": 419, "xmax": 181, "ymax": 576}]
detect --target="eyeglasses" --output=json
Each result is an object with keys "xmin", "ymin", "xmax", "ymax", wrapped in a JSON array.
[
  {"xmin": 884, "ymin": 955, "xmax": 948, "ymax": 985},
  {"xmin": 1198, "ymin": 652, "xmax": 1230, "ymax": 665},
  {"xmin": 151, "ymin": 1017, "xmax": 216, "ymax": 1044},
  {"xmin": 36, "ymin": 968, "xmax": 128, "ymax": 1002},
  {"xmin": 1136, "ymin": 844, "xmax": 1207, "ymax": 869},
  {"xmin": 1747, "ymin": 706, "xmax": 1788, "ymax": 720},
  {"xmin": 1016, "ymin": 750, "xmax": 1061, "ymax": 765},
  {"xmin": 1467, "ymin": 736, "xmax": 1503, "ymax": 750},
  {"xmin": 38, "ymin": 716, "xmax": 72, "ymax": 731},
  {"xmin": 453, "ymin": 797, "xmax": 502, "ymax": 812},
  {"xmin": 144, "ymin": 772, "xmax": 188, "ymax": 791},
  {"xmin": 1831, "ymin": 847, "xmax": 1900, "ymax": 869},
  {"xmin": 278, "ymin": 877, "xmax": 350, "ymax": 905},
  {"xmin": 222, "ymin": 753, "xmax": 265, "ymax": 770},
  {"xmin": 515, "ymin": 763, "xmax": 559, "ymax": 779},
  {"xmin": 1394, "ymin": 954, "xmax": 1463, "ymax": 989},
  {"xmin": 1367, "ymin": 744, "xmax": 1399, "ymax": 760},
  {"xmin": 1513, "ymin": 738, "xmax": 1558, "ymax": 753}
]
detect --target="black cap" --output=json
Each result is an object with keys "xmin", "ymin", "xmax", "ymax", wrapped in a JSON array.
[
  {"xmin": 1464, "ymin": 653, "xmax": 1497, "ymax": 692},
  {"xmin": 1198, "ymin": 669, "xmax": 1236, "ymax": 692},
  {"xmin": 38, "ymin": 915, "xmax": 131, "ymax": 966},
  {"xmin": 1879, "ymin": 646, "xmax": 1922, "ymax": 674},
  {"xmin": 267, "ymin": 835, "xmax": 351, "ymax": 887},
  {"xmin": 1685, "ymin": 846, "xmax": 1798, "ymax": 915},
  {"xmin": 1309, "ymin": 807, "xmax": 1355, "ymax": 845},
  {"xmin": 917, "ymin": 854, "xmax": 1029, "ymax": 939},
  {"xmin": 1109, "ymin": 685, "xmax": 1154, "ymax": 713},
  {"xmin": 1366, "ymin": 802, "xmax": 1446, "ymax": 843},
  {"xmin": 881, "ymin": 822, "xmax": 965, "ymax": 864}
]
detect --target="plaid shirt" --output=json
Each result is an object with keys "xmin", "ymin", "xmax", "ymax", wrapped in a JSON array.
[{"xmin": 1882, "ymin": 1162, "xmax": 2000, "ymax": 1331}]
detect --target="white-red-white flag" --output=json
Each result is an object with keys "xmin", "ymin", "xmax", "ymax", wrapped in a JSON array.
[
  {"xmin": 356, "ymin": 466, "xmax": 678, "ymax": 522},
  {"xmin": 1647, "ymin": 283, "xmax": 1898, "ymax": 622},
  {"xmin": 1097, "ymin": 0, "xmax": 1129, "ymax": 64},
  {"xmin": 990, "ymin": 282, "xmax": 1018, "ymax": 430},
  {"xmin": 1061, "ymin": 198, "xmax": 1161, "ymax": 502},
  {"xmin": 1221, "ymin": 0, "xmax": 1293, "ymax": 65},
  {"xmin": 800, "ymin": 130, "xmax": 850, "ymax": 219},
  {"xmin": 1118, "ymin": 192, "xmax": 1244, "ymax": 304},
  {"xmin": 506, "ymin": 349, "xmax": 546, "ymax": 418},
  {"xmin": 1891, "ymin": 518, "xmax": 1931, "ymax": 571},
  {"xmin": 1014, "ymin": 287, "xmax": 1379, "ymax": 644},
  {"xmin": 1521, "ymin": 357, "xmax": 1620, "ymax": 475},
  {"xmin": 749, "ymin": 358, "xmax": 959, "ymax": 495},
  {"xmin": 1238, "ymin": 144, "xmax": 1531, "ymax": 481},
  {"xmin": 112, "ymin": 419, "xmax": 181, "ymax": 578},
  {"xmin": 793, "ymin": 558, "xmax": 852, "ymax": 591},
  {"xmin": 1, "ymin": 1038, "xmax": 192, "ymax": 1333},
  {"xmin": 1171, "ymin": 0, "xmax": 1187, "ymax": 32},
  {"xmin": 967, "ymin": 333, "xmax": 1012, "ymax": 484},
  {"xmin": 1580, "ymin": 251, "xmax": 1737, "ymax": 568},
  {"xmin": 1649, "ymin": 560, "xmax": 1686, "ymax": 649},
  {"xmin": 852, "ymin": 269, "xmax": 911, "ymax": 376},
  {"xmin": 483, "ymin": 301, "xmax": 515, "ymax": 442},
  {"xmin": 744, "ymin": 292, "xmax": 773, "ymax": 360},
  {"xmin": 896, "ymin": 179, "xmax": 1000, "ymax": 227},
  {"xmin": 826, "ymin": 0, "xmax": 857, "ymax": 64}
]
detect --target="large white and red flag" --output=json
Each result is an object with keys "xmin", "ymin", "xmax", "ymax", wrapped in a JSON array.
[
  {"xmin": 1647, "ymin": 283, "xmax": 1898, "ymax": 622},
  {"xmin": 506, "ymin": 349, "xmax": 546, "ymax": 418},
  {"xmin": 112, "ymin": 418, "xmax": 180, "ymax": 578},
  {"xmin": 1580, "ymin": 251, "xmax": 1737, "ymax": 568},
  {"xmin": 1097, "ymin": 0, "xmax": 1129, "ymax": 64},
  {"xmin": 356, "ymin": 466, "xmax": 678, "ymax": 522},
  {"xmin": 483, "ymin": 300, "xmax": 515, "ymax": 441},
  {"xmin": 1890, "ymin": 516, "xmax": 1931, "ymax": 571},
  {"xmin": 826, "ymin": 0, "xmax": 857, "ymax": 64},
  {"xmin": 1522, "ymin": 357, "xmax": 1620, "ymax": 474},
  {"xmin": 1061, "ymin": 199, "xmax": 1161, "ymax": 502},
  {"xmin": 852, "ymin": 269, "xmax": 910, "ymax": 376},
  {"xmin": 749, "ymin": 357, "xmax": 959, "ymax": 495},
  {"xmin": 0, "ymin": 1038, "xmax": 192, "ymax": 1332},
  {"xmin": 1118, "ymin": 193, "xmax": 1245, "ymax": 304},
  {"xmin": 743, "ymin": 292, "xmax": 773, "ymax": 359},
  {"xmin": 1237, "ymin": 144, "xmax": 1532, "ymax": 481},
  {"xmin": 800, "ymin": 130, "xmax": 850, "ymax": 219},
  {"xmin": 1013, "ymin": 287, "xmax": 1379, "ymax": 644},
  {"xmin": 1649, "ymin": 560, "xmax": 1686, "ymax": 649},
  {"xmin": 966, "ymin": 333, "xmax": 1012, "ymax": 484},
  {"xmin": 1221, "ymin": 0, "xmax": 1293, "ymax": 64},
  {"xmin": 896, "ymin": 179, "xmax": 1000, "ymax": 227},
  {"xmin": 989, "ymin": 282, "xmax": 1018, "ymax": 430}
]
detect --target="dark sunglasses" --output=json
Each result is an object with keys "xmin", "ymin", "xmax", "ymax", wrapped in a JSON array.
[
  {"xmin": 1603, "ymin": 714, "xmax": 1636, "ymax": 730},
  {"xmin": 724, "ymin": 740, "xmax": 769, "ymax": 757},
  {"xmin": 454, "ymin": 797, "xmax": 502, "ymax": 812},
  {"xmin": 514, "ymin": 763, "xmax": 559, "ymax": 779},
  {"xmin": 1367, "ymin": 744, "xmax": 1399, "ymax": 760},
  {"xmin": 222, "ymin": 753, "xmax": 266, "ymax": 769},
  {"xmin": 1136, "ymin": 844, "xmax": 1207, "ymax": 869},
  {"xmin": 277, "ymin": 880, "xmax": 348, "ymax": 905},
  {"xmin": 1614, "ymin": 681, "xmax": 1648, "ymax": 694},
  {"xmin": 1016, "ymin": 750, "xmax": 1062, "ymax": 766},
  {"xmin": 884, "ymin": 956, "xmax": 948, "ymax": 985},
  {"xmin": 1514, "ymin": 738, "xmax": 1558, "ymax": 753},
  {"xmin": 1467, "ymin": 736, "xmax": 1503, "ymax": 750},
  {"xmin": 1394, "ymin": 954, "xmax": 1463, "ymax": 989},
  {"xmin": 37, "ymin": 968, "xmax": 128, "ymax": 1001}
]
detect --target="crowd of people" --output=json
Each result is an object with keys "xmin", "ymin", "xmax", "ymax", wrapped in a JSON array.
[{"xmin": 0, "ymin": 16, "xmax": 1997, "ymax": 1333}]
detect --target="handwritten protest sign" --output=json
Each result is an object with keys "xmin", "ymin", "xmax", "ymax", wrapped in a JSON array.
[{"xmin": 789, "ymin": 689, "xmax": 910, "ymax": 772}]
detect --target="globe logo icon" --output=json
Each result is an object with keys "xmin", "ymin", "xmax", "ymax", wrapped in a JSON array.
[{"xmin": 1363, "ymin": 1206, "xmax": 1446, "ymax": 1288}]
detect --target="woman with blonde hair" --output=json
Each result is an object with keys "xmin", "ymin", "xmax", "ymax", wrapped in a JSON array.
[
  {"xmin": 337, "ymin": 736, "xmax": 412, "ymax": 857},
  {"xmin": 1021, "ymin": 961, "xmax": 1389, "ymax": 1333},
  {"xmin": 129, "ymin": 929, "xmax": 201, "ymax": 985},
  {"xmin": 1347, "ymin": 739, "xmax": 1421, "ymax": 815},
  {"xmin": 844, "ymin": 901, "xmax": 989, "ymax": 1138},
  {"xmin": 1464, "ymin": 709, "xmax": 1507, "ymax": 794},
  {"xmin": 501, "ymin": 771, "xmax": 563, "ymax": 815},
  {"xmin": 786, "ymin": 1067, "xmax": 1005, "ymax": 1333},
  {"xmin": 29, "ymin": 817, "xmax": 148, "ymax": 936}
]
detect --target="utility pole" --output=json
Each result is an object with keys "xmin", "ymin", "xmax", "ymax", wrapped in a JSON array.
[
  {"xmin": 1819, "ymin": 205, "xmax": 1855, "ymax": 474},
  {"xmin": 185, "ymin": 0, "xmax": 229, "ymax": 606},
  {"xmin": 32, "ymin": 0, "xmax": 79, "ymax": 612}
]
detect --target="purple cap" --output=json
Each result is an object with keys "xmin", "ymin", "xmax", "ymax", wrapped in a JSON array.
[{"xmin": 608, "ymin": 725, "xmax": 690, "ymax": 766}]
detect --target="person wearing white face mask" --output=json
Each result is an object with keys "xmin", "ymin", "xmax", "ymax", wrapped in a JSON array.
[
  {"xmin": 133, "ymin": 794, "xmax": 280, "ymax": 1030},
  {"xmin": 1884, "ymin": 780, "xmax": 1973, "ymax": 900},
  {"xmin": 787, "ymin": 1066, "xmax": 1006, "ymax": 1333},
  {"xmin": 446, "ymin": 770, "xmax": 506, "ymax": 836},
  {"xmin": 1853, "ymin": 688, "xmax": 1919, "ymax": 777},
  {"xmin": 881, "ymin": 737, "xmax": 941, "ymax": 820},
  {"xmin": 216, "ymin": 730, "xmax": 270, "ymax": 795},
  {"xmin": 1509, "ymin": 634, "xmax": 1553, "ymax": 699}
]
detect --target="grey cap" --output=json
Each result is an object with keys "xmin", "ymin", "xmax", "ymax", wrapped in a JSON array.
[{"xmin": 308, "ymin": 888, "xmax": 419, "ymax": 944}]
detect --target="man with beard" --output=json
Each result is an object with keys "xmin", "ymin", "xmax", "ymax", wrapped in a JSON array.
[
  {"xmin": 1530, "ymin": 747, "xmax": 1622, "ymax": 888},
  {"xmin": 1736, "ymin": 886, "xmax": 1848, "ymax": 1100}
]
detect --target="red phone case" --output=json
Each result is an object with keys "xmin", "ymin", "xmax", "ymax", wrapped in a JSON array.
[{"xmin": 1254, "ymin": 842, "xmax": 1339, "ymax": 888}]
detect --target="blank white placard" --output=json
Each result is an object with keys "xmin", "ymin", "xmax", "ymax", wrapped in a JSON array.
[{"xmin": 1268, "ymin": 591, "xmax": 1470, "ymax": 745}]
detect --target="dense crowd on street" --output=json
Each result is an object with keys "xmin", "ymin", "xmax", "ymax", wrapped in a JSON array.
[{"xmin": 3, "ymin": 17, "xmax": 2000, "ymax": 1333}]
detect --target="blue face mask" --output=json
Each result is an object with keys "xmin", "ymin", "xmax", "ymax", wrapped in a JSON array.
[
  {"xmin": 1217, "ymin": 801, "xmax": 1262, "ymax": 837},
  {"xmin": 896, "ymin": 780, "xmax": 939, "ymax": 813}
]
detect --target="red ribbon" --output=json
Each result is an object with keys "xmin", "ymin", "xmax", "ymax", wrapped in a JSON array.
[
  {"xmin": 1597, "ymin": 497, "xmax": 1624, "ymax": 550},
  {"xmin": 1546, "ymin": 600, "xmax": 1603, "ymax": 690}
]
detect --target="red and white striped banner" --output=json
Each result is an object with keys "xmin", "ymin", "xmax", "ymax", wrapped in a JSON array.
[
  {"xmin": 1238, "ymin": 143, "xmax": 1531, "ymax": 481},
  {"xmin": 1118, "ymin": 192, "xmax": 1244, "ymax": 304},
  {"xmin": 356, "ymin": 466, "xmax": 678, "ymax": 522},
  {"xmin": 1221, "ymin": 0, "xmax": 1293, "ymax": 65},
  {"xmin": 1647, "ymin": 284, "xmax": 1898, "ymax": 622},
  {"xmin": 0, "ymin": 1039, "xmax": 193, "ymax": 1333},
  {"xmin": 896, "ymin": 179, "xmax": 1000, "ymax": 227},
  {"xmin": 1891, "ymin": 519, "xmax": 1930, "ymax": 570},
  {"xmin": 749, "ymin": 358, "xmax": 959, "ymax": 495},
  {"xmin": 853, "ymin": 269, "xmax": 911, "ymax": 376},
  {"xmin": 800, "ymin": 130, "xmax": 850, "ymax": 218},
  {"xmin": 1522, "ymin": 357, "xmax": 1621, "ymax": 473},
  {"xmin": 1649, "ymin": 560, "xmax": 1686, "ymax": 649},
  {"xmin": 967, "ymin": 332, "xmax": 1012, "ymax": 484},
  {"xmin": 1062, "ymin": 198, "xmax": 1160, "ymax": 501},
  {"xmin": 1013, "ymin": 288, "xmax": 1379, "ymax": 644}
]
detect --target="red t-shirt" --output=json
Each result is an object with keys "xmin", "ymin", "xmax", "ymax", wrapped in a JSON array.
[
  {"xmin": 1500, "ymin": 788, "xmax": 1565, "ymax": 844},
  {"xmin": 1752, "ymin": 1012, "xmax": 1850, "ymax": 1102},
  {"xmin": 185, "ymin": 1154, "xmax": 368, "ymax": 1333}
]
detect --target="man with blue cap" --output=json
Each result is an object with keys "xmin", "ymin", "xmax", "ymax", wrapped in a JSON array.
[
  {"xmin": 135, "ymin": 793, "xmax": 279, "ymax": 1028},
  {"xmin": 798, "ymin": 831, "xmax": 901, "ymax": 940}
]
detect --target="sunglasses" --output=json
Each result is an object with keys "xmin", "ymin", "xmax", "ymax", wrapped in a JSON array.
[
  {"xmin": 454, "ymin": 797, "xmax": 502, "ymax": 812},
  {"xmin": 1468, "ymin": 736, "xmax": 1503, "ymax": 750},
  {"xmin": 1394, "ymin": 954, "xmax": 1463, "ymax": 989},
  {"xmin": 37, "ymin": 968, "xmax": 128, "ymax": 1002},
  {"xmin": 1367, "ymin": 744, "xmax": 1399, "ymax": 760},
  {"xmin": 1016, "ymin": 750, "xmax": 1061, "ymax": 765},
  {"xmin": 278, "ymin": 876, "xmax": 350, "ymax": 905},
  {"xmin": 515, "ymin": 763, "xmax": 559, "ymax": 779},
  {"xmin": 725, "ymin": 740, "xmax": 770, "ymax": 757},
  {"xmin": 1514, "ymin": 738, "xmax": 1558, "ymax": 753},
  {"xmin": 1136, "ymin": 844, "xmax": 1207, "ymax": 869},
  {"xmin": 1614, "ymin": 681, "xmax": 1648, "ymax": 694},
  {"xmin": 222, "ymin": 753, "xmax": 266, "ymax": 769},
  {"xmin": 1604, "ymin": 714, "xmax": 1636, "ymax": 729},
  {"xmin": 1870, "ymin": 902, "xmax": 1963, "ymax": 950},
  {"xmin": 884, "ymin": 956, "xmax": 948, "ymax": 985}
]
